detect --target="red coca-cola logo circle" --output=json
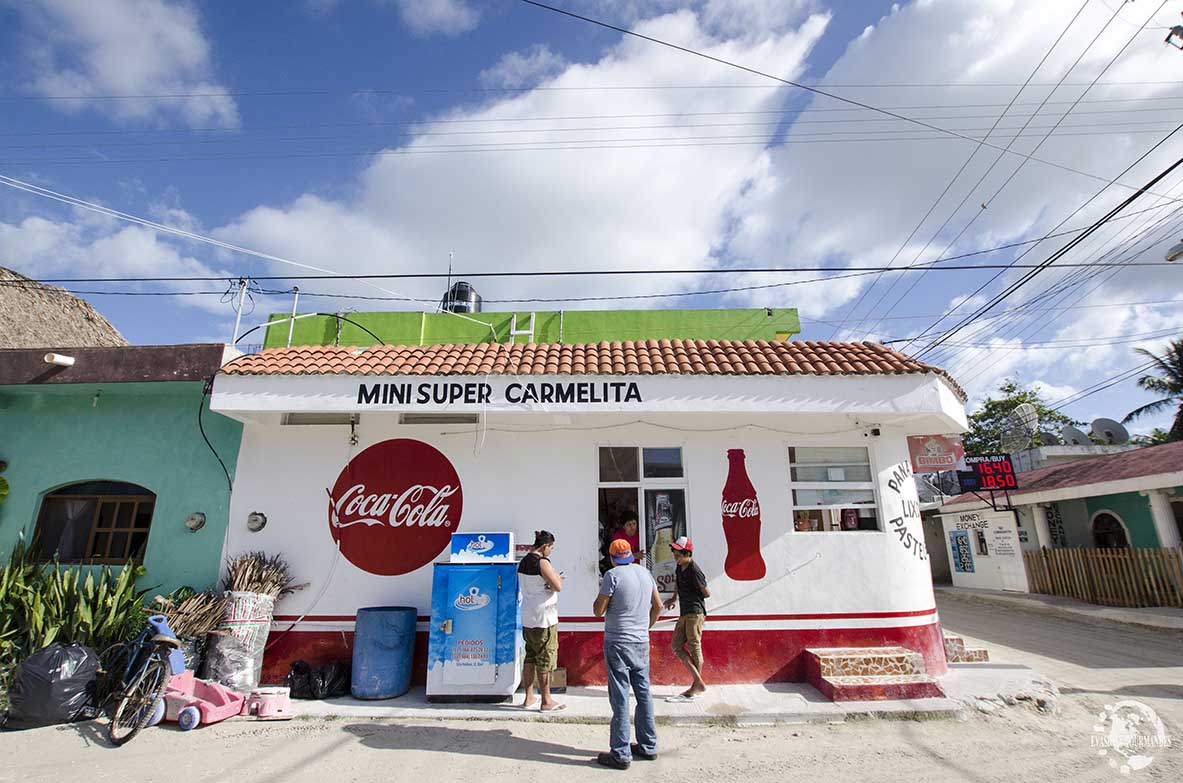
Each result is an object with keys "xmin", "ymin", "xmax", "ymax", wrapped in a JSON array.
[{"xmin": 327, "ymin": 439, "xmax": 463, "ymax": 576}]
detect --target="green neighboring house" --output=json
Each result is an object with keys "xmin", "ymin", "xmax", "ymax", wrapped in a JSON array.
[{"xmin": 0, "ymin": 344, "xmax": 242, "ymax": 594}]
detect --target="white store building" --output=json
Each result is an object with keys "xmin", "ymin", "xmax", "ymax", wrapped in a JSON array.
[{"xmin": 210, "ymin": 339, "xmax": 968, "ymax": 689}]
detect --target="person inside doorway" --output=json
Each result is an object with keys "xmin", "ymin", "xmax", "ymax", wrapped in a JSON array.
[
  {"xmin": 517, "ymin": 530, "xmax": 565, "ymax": 712},
  {"xmin": 663, "ymin": 536, "xmax": 709, "ymax": 701}
]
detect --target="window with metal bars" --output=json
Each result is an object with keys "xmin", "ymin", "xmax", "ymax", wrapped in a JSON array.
[{"xmin": 31, "ymin": 481, "xmax": 156, "ymax": 565}]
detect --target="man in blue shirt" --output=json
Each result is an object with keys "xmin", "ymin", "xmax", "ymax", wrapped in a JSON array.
[{"xmin": 592, "ymin": 538, "xmax": 663, "ymax": 770}]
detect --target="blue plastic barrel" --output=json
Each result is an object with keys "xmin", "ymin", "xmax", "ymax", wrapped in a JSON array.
[{"xmin": 351, "ymin": 606, "xmax": 417, "ymax": 700}]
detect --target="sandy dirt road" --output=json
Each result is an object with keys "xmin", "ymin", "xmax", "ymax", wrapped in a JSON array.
[
  {"xmin": 1, "ymin": 594, "xmax": 1179, "ymax": 782},
  {"xmin": 936, "ymin": 591, "xmax": 1183, "ymax": 729}
]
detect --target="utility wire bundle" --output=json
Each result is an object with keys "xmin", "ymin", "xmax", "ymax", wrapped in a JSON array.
[{"xmin": 222, "ymin": 552, "xmax": 307, "ymax": 599}]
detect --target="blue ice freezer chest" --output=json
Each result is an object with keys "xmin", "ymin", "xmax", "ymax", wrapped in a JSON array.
[{"xmin": 425, "ymin": 562, "xmax": 522, "ymax": 700}]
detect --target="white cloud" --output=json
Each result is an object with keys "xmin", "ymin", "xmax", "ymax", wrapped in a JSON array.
[
  {"xmin": 12, "ymin": 0, "xmax": 238, "ymax": 128},
  {"xmin": 213, "ymin": 9, "xmax": 832, "ymax": 311},
  {"xmin": 479, "ymin": 45, "xmax": 568, "ymax": 90},
  {"xmin": 0, "ymin": 213, "xmax": 234, "ymax": 313},
  {"xmin": 389, "ymin": 0, "xmax": 479, "ymax": 37}
]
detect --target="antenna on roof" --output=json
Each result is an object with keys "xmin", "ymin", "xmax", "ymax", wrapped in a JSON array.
[
  {"xmin": 1000, "ymin": 402, "xmax": 1039, "ymax": 453},
  {"xmin": 1090, "ymin": 418, "xmax": 1130, "ymax": 445}
]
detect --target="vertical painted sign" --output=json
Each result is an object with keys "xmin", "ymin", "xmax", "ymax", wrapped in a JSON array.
[{"xmin": 950, "ymin": 530, "xmax": 975, "ymax": 573}]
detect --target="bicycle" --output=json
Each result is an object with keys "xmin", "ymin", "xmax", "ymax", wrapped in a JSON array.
[{"xmin": 100, "ymin": 615, "xmax": 182, "ymax": 746}]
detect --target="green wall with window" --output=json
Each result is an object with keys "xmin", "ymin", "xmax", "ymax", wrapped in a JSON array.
[
  {"xmin": 1085, "ymin": 491, "xmax": 1172, "ymax": 547},
  {"xmin": 0, "ymin": 381, "xmax": 242, "ymax": 595}
]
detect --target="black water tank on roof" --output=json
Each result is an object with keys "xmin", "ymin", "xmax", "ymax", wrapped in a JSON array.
[{"xmin": 441, "ymin": 281, "xmax": 481, "ymax": 313}]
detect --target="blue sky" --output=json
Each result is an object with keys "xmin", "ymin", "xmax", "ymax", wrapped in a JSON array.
[{"xmin": 1, "ymin": 0, "xmax": 1182, "ymax": 436}]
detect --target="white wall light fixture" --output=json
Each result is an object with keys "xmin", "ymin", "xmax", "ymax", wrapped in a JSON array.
[
  {"xmin": 184, "ymin": 512, "xmax": 206, "ymax": 532},
  {"xmin": 246, "ymin": 511, "xmax": 267, "ymax": 532}
]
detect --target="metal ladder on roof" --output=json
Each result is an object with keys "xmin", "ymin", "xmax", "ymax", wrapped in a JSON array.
[{"xmin": 509, "ymin": 313, "xmax": 535, "ymax": 344}]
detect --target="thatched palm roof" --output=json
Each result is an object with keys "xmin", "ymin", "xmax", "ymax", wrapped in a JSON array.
[{"xmin": 0, "ymin": 267, "xmax": 127, "ymax": 348}]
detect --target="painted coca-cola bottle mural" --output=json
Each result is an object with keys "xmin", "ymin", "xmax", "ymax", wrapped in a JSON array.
[
  {"xmin": 327, "ymin": 439, "xmax": 463, "ymax": 576},
  {"xmin": 721, "ymin": 448, "xmax": 766, "ymax": 581}
]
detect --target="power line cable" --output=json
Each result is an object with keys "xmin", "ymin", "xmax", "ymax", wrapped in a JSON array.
[
  {"xmin": 517, "ymin": 0, "xmax": 1183, "ymax": 198},
  {"xmin": 1048, "ymin": 359, "xmax": 1160, "ymax": 410},
  {"xmin": 831, "ymin": 0, "xmax": 1093, "ymax": 341},
  {"xmin": 903, "ymin": 118, "xmax": 1183, "ymax": 358},
  {"xmin": 857, "ymin": 0, "xmax": 1160, "ymax": 342}
]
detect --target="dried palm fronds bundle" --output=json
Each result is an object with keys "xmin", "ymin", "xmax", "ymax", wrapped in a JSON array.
[
  {"xmin": 153, "ymin": 588, "xmax": 229, "ymax": 638},
  {"xmin": 223, "ymin": 552, "xmax": 307, "ymax": 599}
]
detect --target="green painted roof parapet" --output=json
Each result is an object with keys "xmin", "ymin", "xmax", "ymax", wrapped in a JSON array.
[{"xmin": 262, "ymin": 308, "xmax": 801, "ymax": 349}]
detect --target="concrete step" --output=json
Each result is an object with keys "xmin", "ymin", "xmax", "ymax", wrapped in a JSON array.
[
  {"xmin": 943, "ymin": 634, "xmax": 990, "ymax": 663},
  {"xmin": 804, "ymin": 646, "xmax": 927, "ymax": 678},
  {"xmin": 813, "ymin": 673, "xmax": 945, "ymax": 702}
]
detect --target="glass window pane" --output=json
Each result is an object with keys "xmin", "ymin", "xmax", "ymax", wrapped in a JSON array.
[
  {"xmin": 91, "ymin": 532, "xmax": 110, "ymax": 560},
  {"xmin": 130, "ymin": 531, "xmax": 150, "ymax": 561},
  {"xmin": 109, "ymin": 532, "xmax": 129, "ymax": 560},
  {"xmin": 792, "ymin": 488, "xmax": 876, "ymax": 507},
  {"xmin": 790, "ymin": 446, "xmax": 870, "ymax": 466},
  {"xmin": 599, "ymin": 447, "xmax": 639, "ymax": 483},
  {"xmin": 644, "ymin": 489, "xmax": 687, "ymax": 594},
  {"xmin": 97, "ymin": 502, "xmax": 118, "ymax": 530},
  {"xmin": 598, "ymin": 487, "xmax": 639, "ymax": 575},
  {"xmin": 116, "ymin": 502, "xmax": 134, "ymax": 529},
  {"xmin": 134, "ymin": 504, "xmax": 154, "ymax": 529},
  {"xmin": 33, "ymin": 498, "xmax": 97, "ymax": 561},
  {"xmin": 791, "ymin": 465, "xmax": 873, "ymax": 483},
  {"xmin": 642, "ymin": 448, "xmax": 683, "ymax": 478}
]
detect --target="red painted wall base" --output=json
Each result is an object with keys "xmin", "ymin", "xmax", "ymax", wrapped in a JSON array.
[{"xmin": 260, "ymin": 622, "xmax": 947, "ymax": 688}]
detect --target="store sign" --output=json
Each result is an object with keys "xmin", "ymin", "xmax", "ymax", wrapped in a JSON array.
[
  {"xmin": 906, "ymin": 435, "xmax": 966, "ymax": 474},
  {"xmin": 956, "ymin": 454, "xmax": 1018, "ymax": 493},
  {"xmin": 357, "ymin": 380, "xmax": 642, "ymax": 407},
  {"xmin": 450, "ymin": 532, "xmax": 514, "ymax": 563},
  {"xmin": 949, "ymin": 530, "xmax": 974, "ymax": 573},
  {"xmin": 327, "ymin": 438, "xmax": 463, "ymax": 576}
]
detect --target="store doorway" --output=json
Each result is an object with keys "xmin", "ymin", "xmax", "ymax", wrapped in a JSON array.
[{"xmin": 596, "ymin": 447, "xmax": 688, "ymax": 594}]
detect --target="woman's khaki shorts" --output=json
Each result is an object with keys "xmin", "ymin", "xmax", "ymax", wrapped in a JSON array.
[{"xmin": 523, "ymin": 624, "xmax": 559, "ymax": 673}]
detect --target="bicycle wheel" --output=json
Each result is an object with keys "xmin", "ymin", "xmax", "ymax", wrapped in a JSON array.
[
  {"xmin": 97, "ymin": 642, "xmax": 136, "ymax": 709},
  {"xmin": 108, "ymin": 653, "xmax": 170, "ymax": 747}
]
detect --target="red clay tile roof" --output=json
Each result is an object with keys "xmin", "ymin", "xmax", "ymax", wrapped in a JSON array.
[
  {"xmin": 945, "ymin": 440, "xmax": 1183, "ymax": 505},
  {"xmin": 222, "ymin": 340, "xmax": 966, "ymax": 400}
]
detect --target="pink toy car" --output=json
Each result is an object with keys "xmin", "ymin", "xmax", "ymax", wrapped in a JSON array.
[
  {"xmin": 241, "ymin": 687, "xmax": 294, "ymax": 720},
  {"xmin": 162, "ymin": 671, "xmax": 247, "ymax": 731}
]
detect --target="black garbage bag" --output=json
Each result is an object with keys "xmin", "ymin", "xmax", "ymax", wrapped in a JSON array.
[
  {"xmin": 2, "ymin": 644, "xmax": 100, "ymax": 730},
  {"xmin": 284, "ymin": 660, "xmax": 351, "ymax": 700}
]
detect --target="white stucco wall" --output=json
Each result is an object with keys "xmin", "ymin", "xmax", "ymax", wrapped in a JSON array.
[{"xmin": 223, "ymin": 412, "xmax": 941, "ymax": 634}]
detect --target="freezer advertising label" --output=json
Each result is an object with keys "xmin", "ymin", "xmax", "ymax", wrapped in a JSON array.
[
  {"xmin": 450, "ymin": 532, "xmax": 514, "ymax": 563},
  {"xmin": 454, "ymin": 586, "xmax": 492, "ymax": 611},
  {"xmin": 327, "ymin": 438, "xmax": 463, "ymax": 576}
]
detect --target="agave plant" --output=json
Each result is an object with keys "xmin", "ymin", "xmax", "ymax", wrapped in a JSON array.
[{"xmin": 0, "ymin": 535, "xmax": 151, "ymax": 695}]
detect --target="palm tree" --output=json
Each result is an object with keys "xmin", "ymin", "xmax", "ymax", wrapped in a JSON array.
[{"xmin": 1122, "ymin": 338, "xmax": 1183, "ymax": 440}]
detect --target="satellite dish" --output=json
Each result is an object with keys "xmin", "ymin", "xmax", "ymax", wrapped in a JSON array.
[
  {"xmin": 1091, "ymin": 417, "xmax": 1130, "ymax": 445},
  {"xmin": 1166, "ymin": 239, "xmax": 1183, "ymax": 262},
  {"xmin": 1061, "ymin": 425, "xmax": 1092, "ymax": 446},
  {"xmin": 1014, "ymin": 402, "xmax": 1039, "ymax": 430},
  {"xmin": 1037, "ymin": 431, "xmax": 1060, "ymax": 446},
  {"xmin": 1000, "ymin": 403, "xmax": 1039, "ymax": 452}
]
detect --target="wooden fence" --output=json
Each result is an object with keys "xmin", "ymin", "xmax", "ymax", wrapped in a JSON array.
[{"xmin": 1023, "ymin": 547, "xmax": 1183, "ymax": 608}]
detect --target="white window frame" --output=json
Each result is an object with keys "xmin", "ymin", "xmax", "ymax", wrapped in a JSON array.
[
  {"xmin": 787, "ymin": 445, "xmax": 884, "ymax": 534},
  {"xmin": 596, "ymin": 446, "xmax": 691, "ymax": 574}
]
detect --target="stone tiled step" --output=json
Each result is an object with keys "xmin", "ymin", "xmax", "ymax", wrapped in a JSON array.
[
  {"xmin": 943, "ymin": 634, "xmax": 990, "ymax": 663},
  {"xmin": 804, "ymin": 646, "xmax": 927, "ymax": 678},
  {"xmin": 813, "ymin": 674, "xmax": 945, "ymax": 702}
]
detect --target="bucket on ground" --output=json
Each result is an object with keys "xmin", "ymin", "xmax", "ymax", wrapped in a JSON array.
[{"xmin": 351, "ymin": 606, "xmax": 417, "ymax": 700}]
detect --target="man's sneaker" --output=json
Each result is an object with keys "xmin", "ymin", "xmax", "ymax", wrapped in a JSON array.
[
  {"xmin": 631, "ymin": 743, "xmax": 657, "ymax": 760},
  {"xmin": 596, "ymin": 752, "xmax": 630, "ymax": 770}
]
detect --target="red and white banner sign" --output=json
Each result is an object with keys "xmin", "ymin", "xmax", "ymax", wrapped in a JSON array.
[
  {"xmin": 327, "ymin": 439, "xmax": 463, "ymax": 575},
  {"xmin": 906, "ymin": 435, "xmax": 966, "ymax": 474}
]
